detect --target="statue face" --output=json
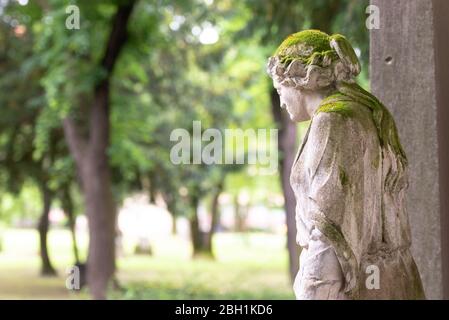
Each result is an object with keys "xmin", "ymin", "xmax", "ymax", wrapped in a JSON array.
[{"xmin": 273, "ymin": 79, "xmax": 310, "ymax": 122}]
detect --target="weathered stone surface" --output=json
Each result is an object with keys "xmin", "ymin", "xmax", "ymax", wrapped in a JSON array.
[
  {"xmin": 370, "ymin": 0, "xmax": 449, "ymax": 299},
  {"xmin": 268, "ymin": 30, "xmax": 425, "ymax": 299}
]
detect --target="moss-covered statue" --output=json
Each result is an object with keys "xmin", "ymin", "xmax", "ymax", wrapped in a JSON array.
[{"xmin": 267, "ymin": 30, "xmax": 425, "ymax": 300}]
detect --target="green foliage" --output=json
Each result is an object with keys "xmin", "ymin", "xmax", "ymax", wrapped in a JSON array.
[
  {"xmin": 0, "ymin": 183, "xmax": 42, "ymax": 223},
  {"xmin": 0, "ymin": 0, "xmax": 375, "ymax": 299},
  {"xmin": 0, "ymin": 0, "xmax": 370, "ymax": 261},
  {"xmin": 0, "ymin": 0, "xmax": 371, "ymax": 223}
]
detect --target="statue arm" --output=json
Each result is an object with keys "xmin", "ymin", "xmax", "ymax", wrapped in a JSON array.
[{"xmin": 294, "ymin": 227, "xmax": 347, "ymax": 299}]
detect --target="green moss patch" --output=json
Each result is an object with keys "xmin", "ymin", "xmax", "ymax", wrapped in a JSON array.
[
  {"xmin": 275, "ymin": 30, "xmax": 331, "ymax": 56},
  {"xmin": 274, "ymin": 30, "xmax": 338, "ymax": 66},
  {"xmin": 339, "ymin": 166, "xmax": 349, "ymax": 186},
  {"xmin": 316, "ymin": 101, "xmax": 353, "ymax": 117},
  {"xmin": 316, "ymin": 93, "xmax": 355, "ymax": 118}
]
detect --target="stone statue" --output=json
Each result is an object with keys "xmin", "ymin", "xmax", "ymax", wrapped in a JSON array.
[{"xmin": 267, "ymin": 30, "xmax": 425, "ymax": 300}]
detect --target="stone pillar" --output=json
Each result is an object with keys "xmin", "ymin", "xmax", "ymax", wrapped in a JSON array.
[{"xmin": 370, "ymin": 0, "xmax": 449, "ymax": 299}]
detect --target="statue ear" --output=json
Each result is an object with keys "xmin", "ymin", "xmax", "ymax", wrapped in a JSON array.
[{"xmin": 329, "ymin": 34, "xmax": 361, "ymax": 76}]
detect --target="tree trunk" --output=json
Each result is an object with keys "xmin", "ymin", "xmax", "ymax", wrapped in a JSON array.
[
  {"xmin": 162, "ymin": 192, "xmax": 178, "ymax": 235},
  {"xmin": 234, "ymin": 194, "xmax": 242, "ymax": 232},
  {"xmin": 234, "ymin": 193, "xmax": 248, "ymax": 232},
  {"xmin": 83, "ymin": 80, "xmax": 117, "ymax": 299},
  {"xmin": 270, "ymin": 88, "xmax": 300, "ymax": 283},
  {"xmin": 206, "ymin": 183, "xmax": 223, "ymax": 254},
  {"xmin": 38, "ymin": 183, "xmax": 57, "ymax": 276},
  {"xmin": 189, "ymin": 195, "xmax": 211, "ymax": 258},
  {"xmin": 148, "ymin": 172, "xmax": 157, "ymax": 204},
  {"xmin": 61, "ymin": 187, "xmax": 80, "ymax": 264},
  {"xmin": 62, "ymin": 1, "xmax": 135, "ymax": 299},
  {"xmin": 189, "ymin": 195, "xmax": 201, "ymax": 255},
  {"xmin": 171, "ymin": 211, "xmax": 177, "ymax": 235}
]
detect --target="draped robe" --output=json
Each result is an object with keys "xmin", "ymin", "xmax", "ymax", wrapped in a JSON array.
[{"xmin": 291, "ymin": 83, "xmax": 425, "ymax": 299}]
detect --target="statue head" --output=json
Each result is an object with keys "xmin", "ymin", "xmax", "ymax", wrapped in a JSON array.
[{"xmin": 267, "ymin": 30, "xmax": 361, "ymax": 121}]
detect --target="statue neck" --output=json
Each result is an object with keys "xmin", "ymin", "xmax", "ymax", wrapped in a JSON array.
[
  {"xmin": 304, "ymin": 93, "xmax": 326, "ymax": 117},
  {"xmin": 302, "ymin": 88, "xmax": 333, "ymax": 118}
]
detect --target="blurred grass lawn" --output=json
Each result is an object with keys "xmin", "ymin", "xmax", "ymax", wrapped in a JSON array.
[{"xmin": 0, "ymin": 229, "xmax": 294, "ymax": 299}]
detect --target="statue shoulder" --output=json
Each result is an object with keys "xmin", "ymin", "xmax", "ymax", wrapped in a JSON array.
[
  {"xmin": 311, "ymin": 93, "xmax": 378, "ymax": 149},
  {"xmin": 314, "ymin": 89, "xmax": 379, "ymax": 136},
  {"xmin": 315, "ymin": 92, "xmax": 361, "ymax": 119},
  {"xmin": 315, "ymin": 83, "xmax": 407, "ymax": 162}
]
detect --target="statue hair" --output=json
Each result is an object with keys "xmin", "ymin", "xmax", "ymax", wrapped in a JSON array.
[{"xmin": 267, "ymin": 34, "xmax": 361, "ymax": 90}]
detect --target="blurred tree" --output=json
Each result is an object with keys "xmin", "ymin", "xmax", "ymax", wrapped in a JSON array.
[
  {"xmin": 0, "ymin": 0, "xmax": 369, "ymax": 297},
  {"xmin": 2, "ymin": 0, "xmax": 140, "ymax": 298},
  {"xmin": 43, "ymin": 0, "xmax": 136, "ymax": 299},
  {"xmin": 0, "ymin": 6, "xmax": 80, "ymax": 275},
  {"xmin": 87, "ymin": 0, "xmax": 244, "ymax": 280},
  {"xmin": 160, "ymin": 0, "xmax": 276, "ymax": 257}
]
